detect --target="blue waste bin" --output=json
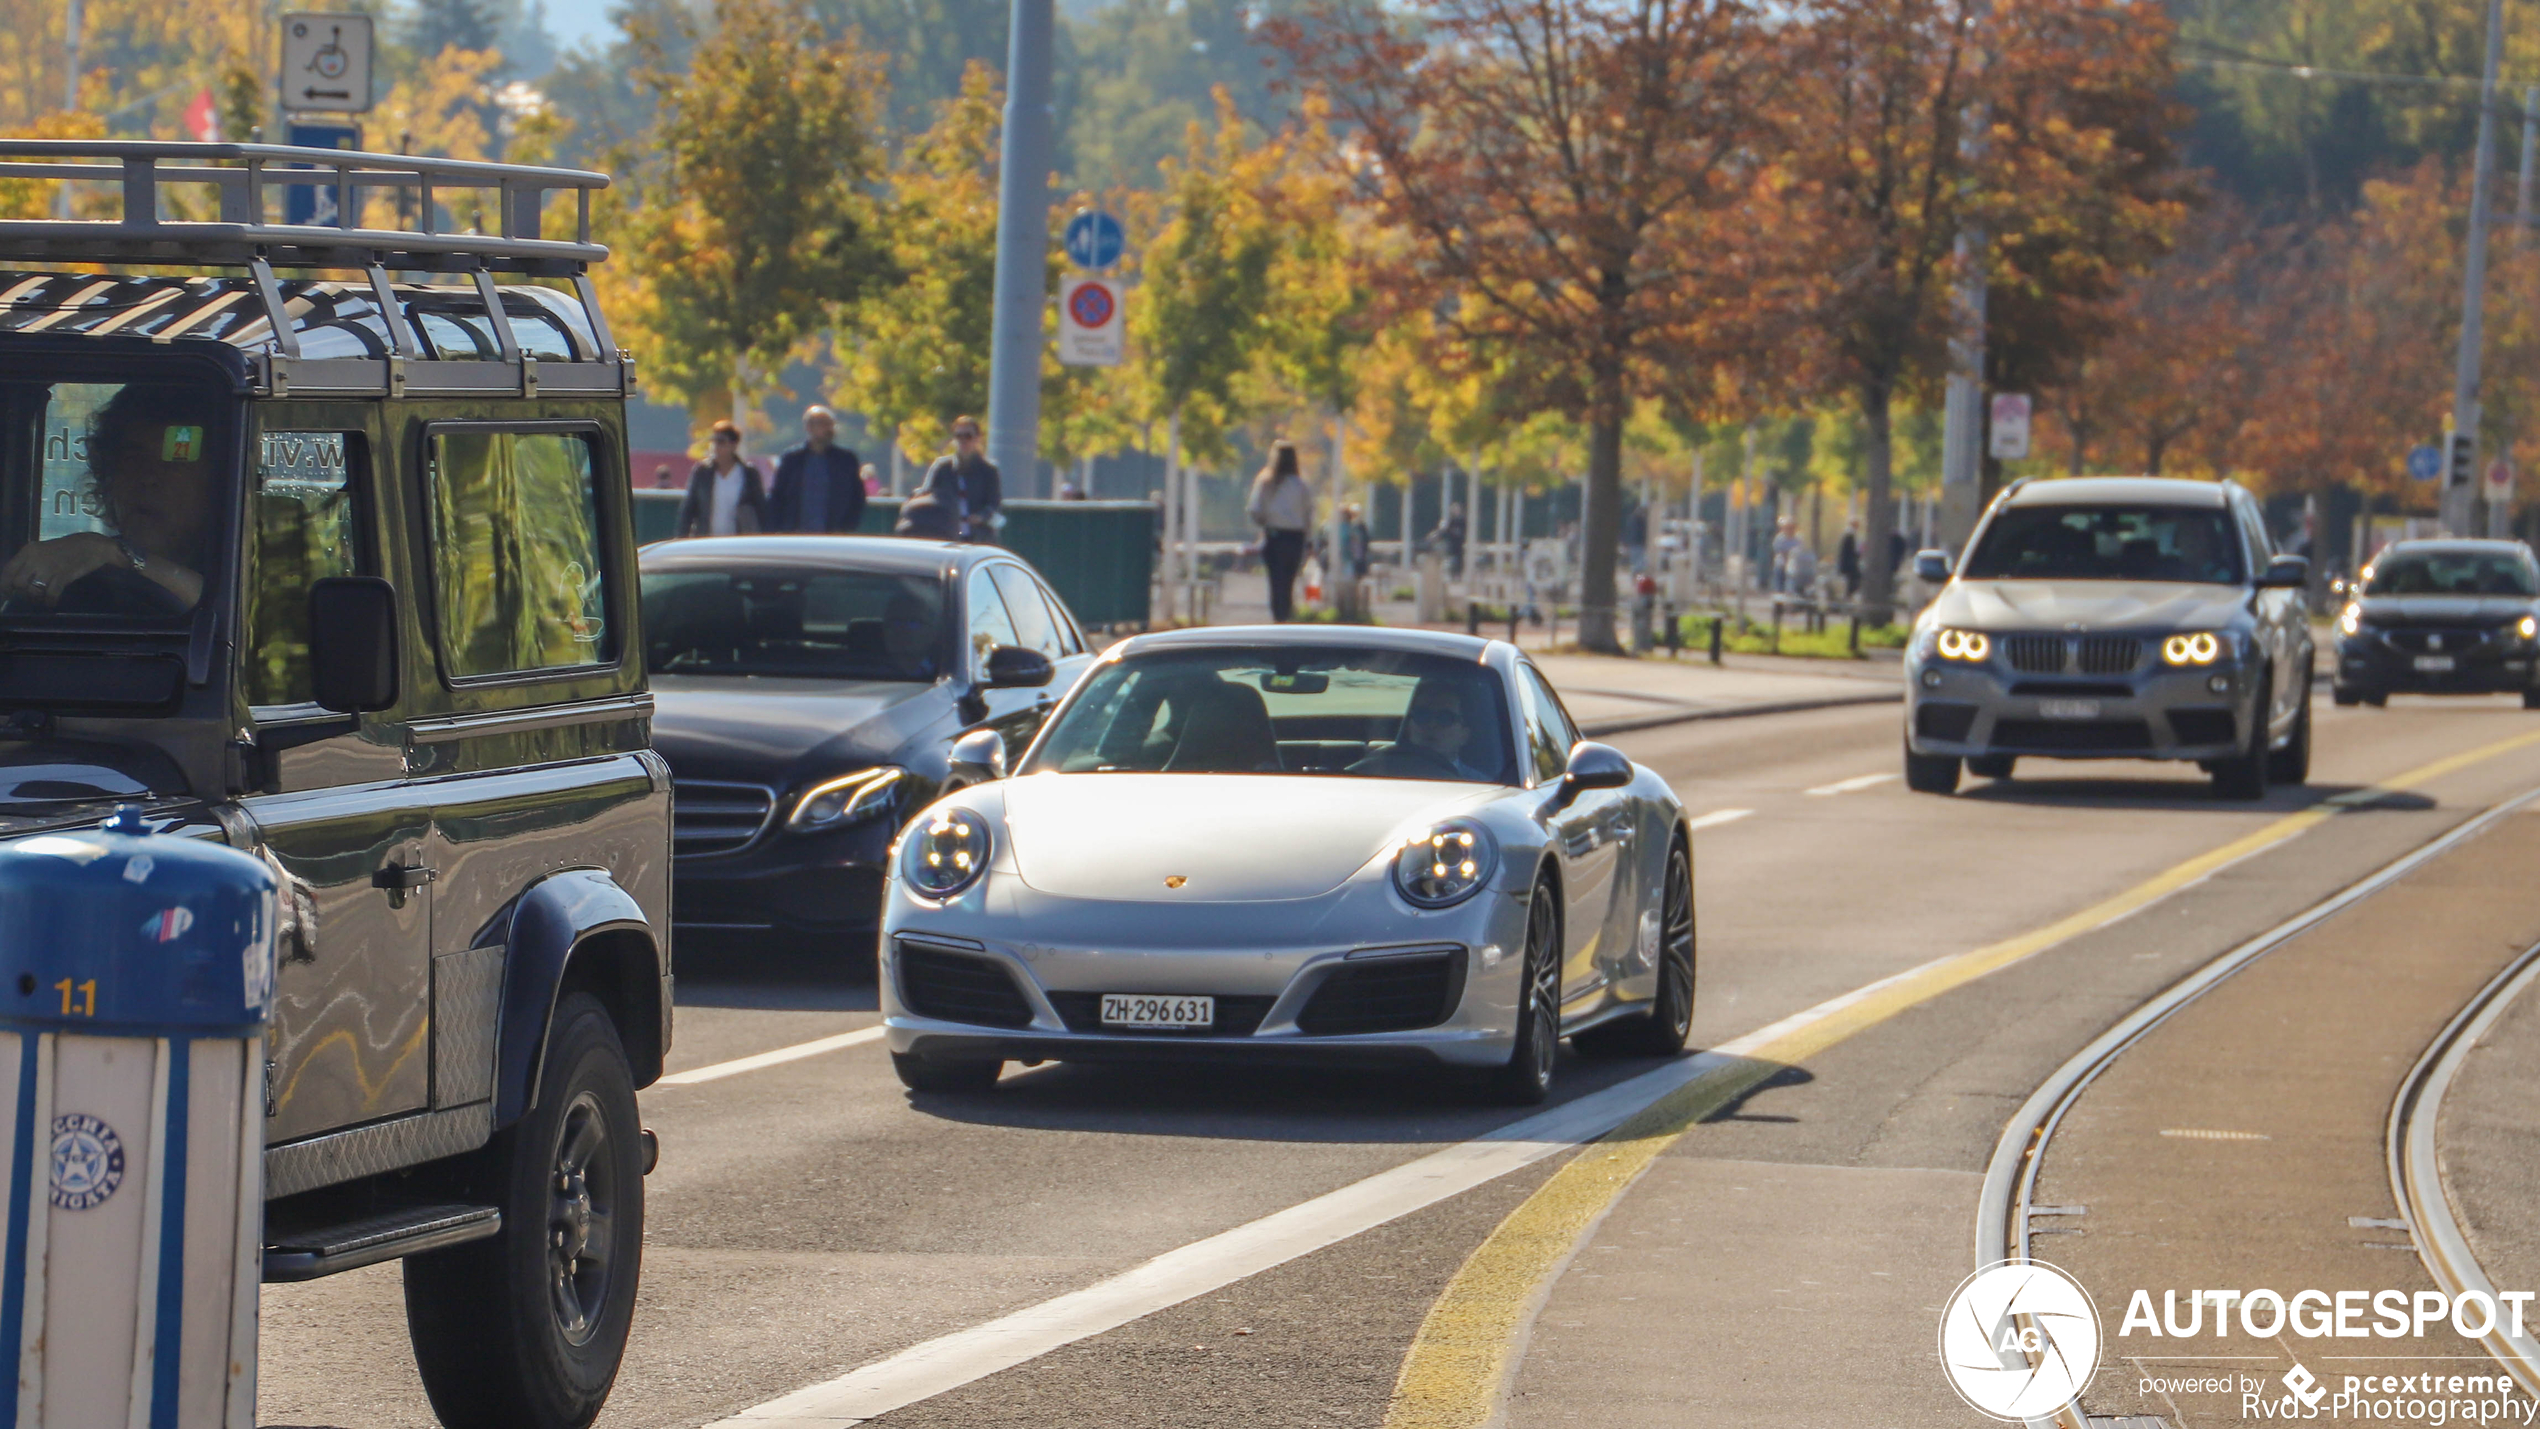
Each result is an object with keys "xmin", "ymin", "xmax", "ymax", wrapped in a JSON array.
[{"xmin": 0, "ymin": 807, "xmax": 276, "ymax": 1428}]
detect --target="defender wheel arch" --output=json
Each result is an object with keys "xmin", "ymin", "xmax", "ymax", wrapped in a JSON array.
[{"xmin": 495, "ymin": 869, "xmax": 667, "ymax": 1129}]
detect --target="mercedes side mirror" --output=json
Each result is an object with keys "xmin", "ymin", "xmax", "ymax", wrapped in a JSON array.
[
  {"xmin": 2260, "ymin": 554, "xmax": 2309, "ymax": 589},
  {"xmin": 948, "ymin": 728, "xmax": 1007, "ymax": 785},
  {"xmin": 309, "ymin": 576, "xmax": 399, "ymax": 713},
  {"xmin": 1913, "ymin": 549, "xmax": 1952, "ymax": 584},
  {"xmin": 983, "ymin": 645, "xmax": 1054, "ymax": 689}
]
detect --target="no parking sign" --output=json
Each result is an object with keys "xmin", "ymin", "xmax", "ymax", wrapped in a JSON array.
[{"xmin": 1059, "ymin": 275, "xmax": 1124, "ymax": 367}]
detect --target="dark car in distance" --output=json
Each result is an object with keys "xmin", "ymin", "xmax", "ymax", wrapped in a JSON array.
[
  {"xmin": 643, "ymin": 536, "xmax": 1095, "ymax": 956},
  {"xmin": 2334, "ymin": 539, "xmax": 2540, "ymax": 708}
]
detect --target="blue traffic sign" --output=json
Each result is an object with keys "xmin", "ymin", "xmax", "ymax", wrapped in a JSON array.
[
  {"xmin": 283, "ymin": 122, "xmax": 361, "ymax": 227},
  {"xmin": 2408, "ymin": 444, "xmax": 2443, "ymax": 482},
  {"xmin": 1064, "ymin": 210, "xmax": 1125, "ymax": 270}
]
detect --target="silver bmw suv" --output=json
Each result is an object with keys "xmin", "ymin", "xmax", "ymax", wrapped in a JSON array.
[{"xmin": 1903, "ymin": 477, "xmax": 2314, "ymax": 799}]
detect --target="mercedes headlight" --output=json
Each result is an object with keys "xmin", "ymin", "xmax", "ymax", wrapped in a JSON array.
[
  {"xmin": 2339, "ymin": 605, "xmax": 2363, "ymax": 637},
  {"xmin": 1394, "ymin": 820, "xmax": 1498, "ymax": 909},
  {"xmin": 788, "ymin": 767, "xmax": 905, "ymax": 833},
  {"xmin": 901, "ymin": 809, "xmax": 992, "ymax": 899},
  {"xmin": 1934, "ymin": 628, "xmax": 1990, "ymax": 662},
  {"xmin": 2161, "ymin": 631, "xmax": 2222, "ymax": 666}
]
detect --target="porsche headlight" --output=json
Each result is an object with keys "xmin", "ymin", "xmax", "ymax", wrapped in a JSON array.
[
  {"xmin": 901, "ymin": 809, "xmax": 991, "ymax": 899},
  {"xmin": 1933, "ymin": 628, "xmax": 1990, "ymax": 662},
  {"xmin": 1393, "ymin": 820, "xmax": 1497, "ymax": 909},
  {"xmin": 788, "ymin": 767, "xmax": 905, "ymax": 833},
  {"xmin": 2161, "ymin": 631, "xmax": 2223, "ymax": 666},
  {"xmin": 2340, "ymin": 605, "xmax": 2363, "ymax": 637}
]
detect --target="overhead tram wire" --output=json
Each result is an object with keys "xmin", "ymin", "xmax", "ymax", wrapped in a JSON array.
[{"xmin": 2179, "ymin": 44, "xmax": 2540, "ymax": 118}]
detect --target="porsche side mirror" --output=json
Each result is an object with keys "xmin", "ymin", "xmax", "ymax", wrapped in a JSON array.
[
  {"xmin": 984, "ymin": 645, "xmax": 1054, "ymax": 689},
  {"xmin": 2260, "ymin": 554, "xmax": 2309, "ymax": 589},
  {"xmin": 309, "ymin": 576, "xmax": 399, "ymax": 713},
  {"xmin": 1913, "ymin": 549, "xmax": 1952, "ymax": 584},
  {"xmin": 948, "ymin": 728, "xmax": 1007, "ymax": 785},
  {"xmin": 1550, "ymin": 741, "xmax": 1632, "ymax": 809}
]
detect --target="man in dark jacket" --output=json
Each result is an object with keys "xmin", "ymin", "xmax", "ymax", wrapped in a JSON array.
[
  {"xmin": 768, "ymin": 405, "xmax": 865, "ymax": 533},
  {"xmin": 893, "ymin": 452, "xmax": 966, "ymax": 540},
  {"xmin": 916, "ymin": 416, "xmax": 1001, "ymax": 543}
]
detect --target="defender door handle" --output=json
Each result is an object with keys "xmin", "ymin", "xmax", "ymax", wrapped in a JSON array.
[{"xmin": 373, "ymin": 864, "xmax": 437, "ymax": 891}]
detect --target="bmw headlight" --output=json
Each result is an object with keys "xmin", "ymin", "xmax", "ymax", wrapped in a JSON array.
[
  {"xmin": 2340, "ymin": 605, "xmax": 2364, "ymax": 637},
  {"xmin": 2161, "ymin": 631, "xmax": 2223, "ymax": 666},
  {"xmin": 1933, "ymin": 628, "xmax": 1990, "ymax": 662},
  {"xmin": 901, "ymin": 809, "xmax": 992, "ymax": 899},
  {"xmin": 788, "ymin": 767, "xmax": 905, "ymax": 833},
  {"xmin": 1393, "ymin": 820, "xmax": 1497, "ymax": 909}
]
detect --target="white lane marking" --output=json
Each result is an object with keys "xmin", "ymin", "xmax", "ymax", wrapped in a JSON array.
[
  {"xmin": 709, "ymin": 1053, "xmax": 1743, "ymax": 1427},
  {"xmin": 654, "ymin": 1027, "xmax": 886, "ymax": 1086},
  {"xmin": 1803, "ymin": 772, "xmax": 1898, "ymax": 797},
  {"xmin": 1684, "ymin": 808, "xmax": 1754, "ymax": 832}
]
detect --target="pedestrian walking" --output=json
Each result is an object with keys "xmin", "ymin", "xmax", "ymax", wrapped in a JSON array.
[
  {"xmin": 861, "ymin": 462, "xmax": 882, "ymax": 496},
  {"xmin": 1424, "ymin": 501, "xmax": 1467, "ymax": 576},
  {"xmin": 768, "ymin": 404, "xmax": 865, "ymax": 534},
  {"xmin": 1246, "ymin": 439, "xmax": 1314, "ymax": 621},
  {"xmin": 1770, "ymin": 517, "xmax": 1801, "ymax": 593},
  {"xmin": 1837, "ymin": 520, "xmax": 1862, "ymax": 600},
  {"xmin": 677, "ymin": 420, "xmax": 767, "ymax": 537},
  {"xmin": 916, "ymin": 416, "xmax": 1002, "ymax": 544}
]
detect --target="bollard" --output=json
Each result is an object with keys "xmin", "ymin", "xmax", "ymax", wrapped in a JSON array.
[
  {"xmin": 1709, "ymin": 615, "xmax": 1724, "ymax": 665},
  {"xmin": 0, "ymin": 807, "xmax": 275, "ymax": 1429},
  {"xmin": 1663, "ymin": 604, "xmax": 1681, "ymax": 657},
  {"xmin": 1849, "ymin": 612, "xmax": 1861, "ymax": 655},
  {"xmin": 1467, "ymin": 601, "xmax": 1481, "ymax": 637}
]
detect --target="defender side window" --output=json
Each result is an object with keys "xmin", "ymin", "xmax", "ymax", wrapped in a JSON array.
[
  {"xmin": 246, "ymin": 430, "xmax": 363, "ymax": 708},
  {"xmin": 425, "ymin": 428, "xmax": 612, "ymax": 680}
]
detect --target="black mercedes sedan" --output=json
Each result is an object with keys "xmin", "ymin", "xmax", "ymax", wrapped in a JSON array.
[
  {"xmin": 2333, "ymin": 538, "xmax": 2540, "ymax": 708},
  {"xmin": 641, "ymin": 536, "xmax": 1096, "ymax": 955}
]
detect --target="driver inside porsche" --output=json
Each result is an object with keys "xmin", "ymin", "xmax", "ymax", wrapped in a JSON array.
[
  {"xmin": 0, "ymin": 385, "xmax": 215, "ymax": 616},
  {"xmin": 1347, "ymin": 677, "xmax": 1497, "ymax": 782}
]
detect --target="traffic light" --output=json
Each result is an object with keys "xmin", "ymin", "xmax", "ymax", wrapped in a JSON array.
[{"xmin": 2449, "ymin": 429, "xmax": 2478, "ymax": 490}]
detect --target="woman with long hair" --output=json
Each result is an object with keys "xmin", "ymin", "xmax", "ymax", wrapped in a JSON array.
[{"xmin": 1245, "ymin": 439, "xmax": 1314, "ymax": 621}]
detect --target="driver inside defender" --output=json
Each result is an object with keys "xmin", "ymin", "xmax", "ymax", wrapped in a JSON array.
[{"xmin": 0, "ymin": 382, "xmax": 217, "ymax": 616}]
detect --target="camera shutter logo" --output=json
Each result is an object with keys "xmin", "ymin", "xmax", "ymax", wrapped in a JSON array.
[
  {"xmin": 1939, "ymin": 1261, "xmax": 2102, "ymax": 1421},
  {"xmin": 49, "ymin": 1113, "xmax": 125, "ymax": 1211}
]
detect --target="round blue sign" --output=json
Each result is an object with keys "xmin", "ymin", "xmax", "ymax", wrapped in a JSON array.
[
  {"xmin": 2408, "ymin": 444, "xmax": 2443, "ymax": 482},
  {"xmin": 1064, "ymin": 211, "xmax": 1125, "ymax": 271}
]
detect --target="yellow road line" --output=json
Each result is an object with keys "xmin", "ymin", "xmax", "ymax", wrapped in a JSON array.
[{"xmin": 1384, "ymin": 726, "xmax": 2540, "ymax": 1429}]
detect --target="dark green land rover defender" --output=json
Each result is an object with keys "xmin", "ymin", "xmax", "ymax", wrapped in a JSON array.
[{"xmin": 0, "ymin": 141, "xmax": 669, "ymax": 1428}]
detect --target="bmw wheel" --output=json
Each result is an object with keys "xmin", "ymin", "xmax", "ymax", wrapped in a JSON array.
[
  {"xmin": 1904, "ymin": 739, "xmax": 1961, "ymax": 795},
  {"xmin": 1573, "ymin": 839, "xmax": 1694, "ymax": 1059},
  {"xmin": 2265, "ymin": 690, "xmax": 2311, "ymax": 786},
  {"xmin": 2211, "ymin": 680, "xmax": 2271, "ymax": 801},
  {"xmin": 1484, "ymin": 873, "xmax": 1562, "ymax": 1105}
]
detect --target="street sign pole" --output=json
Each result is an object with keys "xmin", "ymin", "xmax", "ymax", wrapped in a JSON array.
[
  {"xmin": 2447, "ymin": 0, "xmax": 2506, "ymax": 537},
  {"xmin": 985, "ymin": 0, "xmax": 1056, "ymax": 510}
]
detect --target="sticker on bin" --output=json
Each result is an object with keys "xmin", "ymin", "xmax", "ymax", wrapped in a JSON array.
[
  {"xmin": 49, "ymin": 1113, "xmax": 124, "ymax": 1211},
  {"xmin": 140, "ymin": 906, "xmax": 193, "ymax": 943}
]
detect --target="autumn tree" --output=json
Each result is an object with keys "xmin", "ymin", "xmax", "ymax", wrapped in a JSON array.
[
  {"xmin": 1129, "ymin": 91, "xmax": 1284, "ymax": 469},
  {"xmin": 1789, "ymin": 0, "xmax": 2185, "ymax": 619},
  {"xmin": 1270, "ymin": 0, "xmax": 1784, "ymax": 651},
  {"xmin": 603, "ymin": 0, "xmax": 889, "ymax": 429}
]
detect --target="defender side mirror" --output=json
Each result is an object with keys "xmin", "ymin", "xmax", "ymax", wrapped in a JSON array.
[
  {"xmin": 1913, "ymin": 549, "xmax": 1952, "ymax": 584},
  {"xmin": 309, "ymin": 577, "xmax": 399, "ymax": 713},
  {"xmin": 2260, "ymin": 554, "xmax": 2309, "ymax": 589},
  {"xmin": 983, "ymin": 645, "xmax": 1054, "ymax": 689},
  {"xmin": 948, "ymin": 728, "xmax": 1007, "ymax": 785}
]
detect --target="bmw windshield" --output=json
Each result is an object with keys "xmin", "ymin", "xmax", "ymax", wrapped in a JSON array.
[{"xmin": 1963, "ymin": 505, "xmax": 2245, "ymax": 585}]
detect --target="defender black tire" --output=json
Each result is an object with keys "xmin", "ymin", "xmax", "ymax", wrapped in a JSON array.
[
  {"xmin": 1966, "ymin": 754, "xmax": 2016, "ymax": 780},
  {"xmin": 891, "ymin": 1052, "xmax": 1002, "ymax": 1093},
  {"xmin": 2332, "ymin": 686, "xmax": 2362, "ymax": 707},
  {"xmin": 2211, "ymin": 683, "xmax": 2271, "ymax": 801},
  {"xmin": 2265, "ymin": 691, "xmax": 2311, "ymax": 786},
  {"xmin": 1485, "ymin": 873, "xmax": 1562, "ymax": 1105},
  {"xmin": 1573, "ymin": 840, "xmax": 1695, "ymax": 1060},
  {"xmin": 1904, "ymin": 743, "xmax": 1961, "ymax": 795},
  {"xmin": 406, "ymin": 992, "xmax": 643, "ymax": 1429}
]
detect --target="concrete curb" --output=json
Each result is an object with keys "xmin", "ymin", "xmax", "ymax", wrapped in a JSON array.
[{"xmin": 1577, "ymin": 690, "xmax": 1901, "ymax": 739}]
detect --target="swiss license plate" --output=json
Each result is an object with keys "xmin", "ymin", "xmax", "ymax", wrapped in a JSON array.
[
  {"xmin": 1100, "ymin": 994, "xmax": 1214, "ymax": 1029},
  {"xmin": 2038, "ymin": 699, "xmax": 2101, "ymax": 721},
  {"xmin": 2415, "ymin": 655, "xmax": 2457, "ymax": 672}
]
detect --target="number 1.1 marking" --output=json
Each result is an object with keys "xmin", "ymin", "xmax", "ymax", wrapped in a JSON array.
[{"xmin": 53, "ymin": 979, "xmax": 93, "ymax": 1017}]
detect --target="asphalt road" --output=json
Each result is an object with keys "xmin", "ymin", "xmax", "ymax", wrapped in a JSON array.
[{"xmin": 257, "ymin": 689, "xmax": 2540, "ymax": 1429}]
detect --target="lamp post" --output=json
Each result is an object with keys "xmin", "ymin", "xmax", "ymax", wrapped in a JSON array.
[
  {"xmin": 2446, "ymin": 0, "xmax": 2506, "ymax": 537},
  {"xmin": 984, "ymin": 0, "xmax": 1055, "ymax": 509}
]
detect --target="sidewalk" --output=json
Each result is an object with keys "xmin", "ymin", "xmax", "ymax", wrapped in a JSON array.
[{"xmin": 2428, "ymin": 959, "xmax": 2540, "ymax": 1314}]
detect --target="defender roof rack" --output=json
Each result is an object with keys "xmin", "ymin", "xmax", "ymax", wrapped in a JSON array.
[{"xmin": 0, "ymin": 141, "xmax": 625, "ymax": 400}]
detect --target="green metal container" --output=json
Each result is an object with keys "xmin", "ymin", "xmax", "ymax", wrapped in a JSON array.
[{"xmin": 630, "ymin": 491, "xmax": 1158, "ymax": 627}]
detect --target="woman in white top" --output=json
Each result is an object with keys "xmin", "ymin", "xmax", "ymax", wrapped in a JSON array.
[
  {"xmin": 677, "ymin": 419, "xmax": 768, "ymax": 537},
  {"xmin": 1245, "ymin": 439, "xmax": 1314, "ymax": 621}
]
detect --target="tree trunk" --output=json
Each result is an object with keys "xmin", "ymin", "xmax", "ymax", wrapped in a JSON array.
[
  {"xmin": 2144, "ymin": 430, "xmax": 2167, "ymax": 476},
  {"xmin": 1859, "ymin": 379, "xmax": 1898, "ymax": 626},
  {"xmin": 1577, "ymin": 372, "xmax": 1627, "ymax": 653}
]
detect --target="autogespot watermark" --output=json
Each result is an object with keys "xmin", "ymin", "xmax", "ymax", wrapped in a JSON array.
[{"xmin": 1943, "ymin": 1270, "xmax": 2540, "ymax": 1424}]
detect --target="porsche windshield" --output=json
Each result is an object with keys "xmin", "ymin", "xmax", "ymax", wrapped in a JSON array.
[
  {"xmin": 0, "ymin": 374, "xmax": 234, "ymax": 622},
  {"xmin": 1962, "ymin": 505, "xmax": 2245, "ymax": 585},
  {"xmin": 641, "ymin": 567, "xmax": 946, "ymax": 682},
  {"xmin": 1026, "ymin": 647, "xmax": 1521, "ymax": 784}
]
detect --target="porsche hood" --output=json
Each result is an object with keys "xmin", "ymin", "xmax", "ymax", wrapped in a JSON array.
[{"xmin": 999, "ymin": 773, "xmax": 1498, "ymax": 902}]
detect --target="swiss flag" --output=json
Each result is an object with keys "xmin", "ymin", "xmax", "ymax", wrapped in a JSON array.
[{"xmin": 181, "ymin": 88, "xmax": 217, "ymax": 142}]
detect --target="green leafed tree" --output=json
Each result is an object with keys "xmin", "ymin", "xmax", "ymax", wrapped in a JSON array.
[
  {"xmin": 603, "ymin": 0, "xmax": 891, "ymax": 429},
  {"xmin": 1130, "ymin": 89, "xmax": 1284, "ymax": 467}
]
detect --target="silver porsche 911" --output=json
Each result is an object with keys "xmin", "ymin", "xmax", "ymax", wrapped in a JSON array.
[{"xmin": 876, "ymin": 627, "xmax": 1695, "ymax": 1103}]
